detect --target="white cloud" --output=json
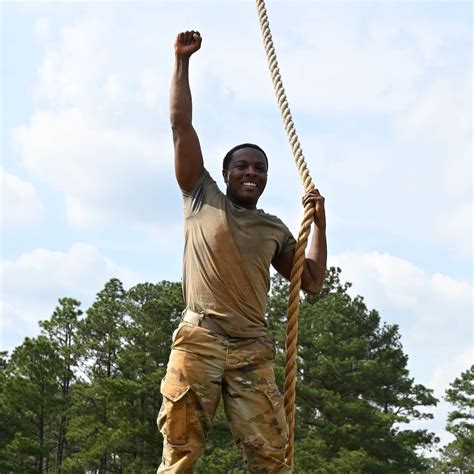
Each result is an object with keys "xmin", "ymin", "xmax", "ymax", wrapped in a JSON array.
[
  {"xmin": 428, "ymin": 347, "xmax": 473, "ymax": 398},
  {"xmin": 32, "ymin": 14, "xmax": 170, "ymax": 113},
  {"xmin": 140, "ymin": 70, "xmax": 162, "ymax": 109},
  {"xmin": 11, "ymin": 12, "xmax": 179, "ymax": 230},
  {"xmin": 0, "ymin": 301, "xmax": 39, "ymax": 352},
  {"xmin": 195, "ymin": 4, "xmax": 458, "ymax": 116},
  {"xmin": 3, "ymin": 242, "xmax": 136, "ymax": 299},
  {"xmin": 392, "ymin": 73, "xmax": 471, "ymax": 256},
  {"xmin": 1, "ymin": 168, "xmax": 44, "ymax": 228},
  {"xmin": 35, "ymin": 17, "xmax": 108, "ymax": 107},
  {"xmin": 104, "ymin": 74, "xmax": 123, "ymax": 103},
  {"xmin": 329, "ymin": 251, "xmax": 472, "ymax": 446},
  {"xmin": 14, "ymin": 5, "xmax": 470, "ymax": 243},
  {"xmin": 33, "ymin": 16, "xmax": 51, "ymax": 42},
  {"xmin": 395, "ymin": 74, "xmax": 471, "ymax": 145},
  {"xmin": 443, "ymin": 146, "xmax": 472, "ymax": 198},
  {"xmin": 329, "ymin": 251, "xmax": 472, "ymax": 370},
  {"xmin": 64, "ymin": 195, "xmax": 107, "ymax": 228},
  {"xmin": 11, "ymin": 107, "xmax": 171, "ymax": 228},
  {"xmin": 411, "ymin": 348, "xmax": 473, "ymax": 447},
  {"xmin": 1, "ymin": 243, "xmax": 138, "ymax": 352},
  {"xmin": 437, "ymin": 202, "xmax": 473, "ymax": 258}
]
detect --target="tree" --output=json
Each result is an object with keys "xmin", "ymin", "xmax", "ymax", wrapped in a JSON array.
[
  {"xmin": 112, "ymin": 281, "xmax": 185, "ymax": 472},
  {"xmin": 64, "ymin": 278, "xmax": 127, "ymax": 472},
  {"xmin": 1, "ymin": 269, "xmax": 441, "ymax": 472},
  {"xmin": 39, "ymin": 297, "xmax": 82, "ymax": 473},
  {"xmin": 63, "ymin": 279, "xmax": 185, "ymax": 473},
  {"xmin": 0, "ymin": 350, "xmax": 16, "ymax": 472},
  {"xmin": 0, "ymin": 337, "xmax": 62, "ymax": 473},
  {"xmin": 267, "ymin": 268, "xmax": 438, "ymax": 473},
  {"xmin": 438, "ymin": 365, "xmax": 474, "ymax": 473}
]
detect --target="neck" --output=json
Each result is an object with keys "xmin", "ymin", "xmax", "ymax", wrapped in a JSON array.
[{"xmin": 226, "ymin": 191, "xmax": 257, "ymax": 210}]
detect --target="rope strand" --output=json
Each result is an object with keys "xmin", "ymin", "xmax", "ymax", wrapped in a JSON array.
[{"xmin": 255, "ymin": 0, "xmax": 316, "ymax": 467}]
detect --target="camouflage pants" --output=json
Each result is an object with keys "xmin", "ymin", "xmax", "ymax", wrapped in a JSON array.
[{"xmin": 157, "ymin": 321, "xmax": 291, "ymax": 473}]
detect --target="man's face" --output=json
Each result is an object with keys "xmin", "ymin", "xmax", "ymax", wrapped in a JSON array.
[{"xmin": 223, "ymin": 147, "xmax": 268, "ymax": 209}]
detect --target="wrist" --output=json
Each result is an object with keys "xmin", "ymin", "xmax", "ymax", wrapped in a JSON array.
[
  {"xmin": 175, "ymin": 53, "xmax": 191, "ymax": 63},
  {"xmin": 314, "ymin": 220, "xmax": 326, "ymax": 232}
]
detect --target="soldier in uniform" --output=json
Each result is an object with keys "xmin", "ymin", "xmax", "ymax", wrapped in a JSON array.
[{"xmin": 158, "ymin": 30, "xmax": 327, "ymax": 473}]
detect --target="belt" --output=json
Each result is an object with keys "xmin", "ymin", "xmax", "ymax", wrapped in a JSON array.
[{"xmin": 182, "ymin": 309, "xmax": 227, "ymax": 336}]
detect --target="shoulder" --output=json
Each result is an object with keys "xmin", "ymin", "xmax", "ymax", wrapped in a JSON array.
[
  {"xmin": 182, "ymin": 168, "xmax": 225, "ymax": 216},
  {"xmin": 255, "ymin": 209, "xmax": 296, "ymax": 256},
  {"xmin": 255, "ymin": 209, "xmax": 293, "ymax": 236},
  {"xmin": 182, "ymin": 168, "xmax": 212, "ymax": 196},
  {"xmin": 256, "ymin": 209, "xmax": 288, "ymax": 227}
]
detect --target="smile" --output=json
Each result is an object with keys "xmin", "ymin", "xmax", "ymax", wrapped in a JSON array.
[{"xmin": 242, "ymin": 181, "xmax": 258, "ymax": 188}]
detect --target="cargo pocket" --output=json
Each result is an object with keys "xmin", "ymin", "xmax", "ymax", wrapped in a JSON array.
[
  {"xmin": 263, "ymin": 385, "xmax": 283, "ymax": 411},
  {"xmin": 171, "ymin": 322, "xmax": 192, "ymax": 349},
  {"xmin": 262, "ymin": 385, "xmax": 288, "ymax": 449},
  {"xmin": 158, "ymin": 377, "xmax": 191, "ymax": 445},
  {"xmin": 170, "ymin": 324, "xmax": 184, "ymax": 345}
]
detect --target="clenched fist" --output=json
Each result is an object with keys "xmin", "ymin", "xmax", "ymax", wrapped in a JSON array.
[
  {"xmin": 175, "ymin": 30, "xmax": 202, "ymax": 57},
  {"xmin": 302, "ymin": 188, "xmax": 326, "ymax": 229}
]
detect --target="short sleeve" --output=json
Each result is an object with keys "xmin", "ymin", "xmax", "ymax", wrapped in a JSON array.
[
  {"xmin": 182, "ymin": 169, "xmax": 212, "ymax": 217},
  {"xmin": 279, "ymin": 232, "xmax": 297, "ymax": 256}
]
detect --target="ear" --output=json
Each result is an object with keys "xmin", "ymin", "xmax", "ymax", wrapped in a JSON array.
[{"xmin": 222, "ymin": 169, "xmax": 229, "ymax": 185}]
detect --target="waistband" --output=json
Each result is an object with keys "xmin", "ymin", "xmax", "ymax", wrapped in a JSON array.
[{"xmin": 181, "ymin": 308, "xmax": 228, "ymax": 336}]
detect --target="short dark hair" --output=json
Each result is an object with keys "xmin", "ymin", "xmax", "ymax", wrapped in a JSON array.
[{"xmin": 222, "ymin": 143, "xmax": 269, "ymax": 171}]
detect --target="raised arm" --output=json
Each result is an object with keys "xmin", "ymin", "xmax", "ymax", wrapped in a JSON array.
[
  {"xmin": 272, "ymin": 189, "xmax": 327, "ymax": 294},
  {"xmin": 170, "ymin": 30, "xmax": 204, "ymax": 192}
]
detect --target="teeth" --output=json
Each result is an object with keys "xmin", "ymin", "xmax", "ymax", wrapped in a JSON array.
[{"xmin": 242, "ymin": 182, "xmax": 257, "ymax": 187}]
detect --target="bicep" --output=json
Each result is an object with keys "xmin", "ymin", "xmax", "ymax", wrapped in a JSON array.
[
  {"xmin": 172, "ymin": 123, "xmax": 204, "ymax": 192},
  {"xmin": 271, "ymin": 248, "xmax": 295, "ymax": 281},
  {"xmin": 272, "ymin": 248, "xmax": 314, "ymax": 292}
]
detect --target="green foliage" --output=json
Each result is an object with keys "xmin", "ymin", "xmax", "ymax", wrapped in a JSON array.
[
  {"xmin": 40, "ymin": 297, "xmax": 83, "ymax": 472},
  {"xmin": 433, "ymin": 365, "xmax": 474, "ymax": 473},
  {"xmin": 0, "ymin": 269, "xmax": 440, "ymax": 472},
  {"xmin": 0, "ymin": 336, "xmax": 63, "ymax": 472},
  {"xmin": 269, "ymin": 268, "xmax": 438, "ymax": 473},
  {"xmin": 64, "ymin": 279, "xmax": 184, "ymax": 473}
]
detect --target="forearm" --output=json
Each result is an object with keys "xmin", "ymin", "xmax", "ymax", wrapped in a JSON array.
[
  {"xmin": 170, "ymin": 55, "xmax": 193, "ymax": 129},
  {"xmin": 304, "ymin": 224, "xmax": 327, "ymax": 294}
]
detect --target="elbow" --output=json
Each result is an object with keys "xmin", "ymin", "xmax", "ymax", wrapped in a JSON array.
[
  {"xmin": 300, "ymin": 277, "xmax": 322, "ymax": 295},
  {"xmin": 304, "ymin": 282, "xmax": 323, "ymax": 296},
  {"xmin": 302, "ymin": 268, "xmax": 326, "ymax": 295},
  {"xmin": 301, "ymin": 262, "xmax": 325, "ymax": 295}
]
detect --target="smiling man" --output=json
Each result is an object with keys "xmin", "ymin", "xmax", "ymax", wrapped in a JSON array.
[{"xmin": 157, "ymin": 31, "xmax": 327, "ymax": 473}]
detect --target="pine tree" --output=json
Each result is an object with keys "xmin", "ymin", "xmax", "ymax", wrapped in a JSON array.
[
  {"xmin": 116, "ymin": 281, "xmax": 184, "ymax": 472},
  {"xmin": 267, "ymin": 268, "xmax": 438, "ymax": 473},
  {"xmin": 64, "ymin": 278, "xmax": 127, "ymax": 473},
  {"xmin": 0, "ymin": 337, "xmax": 62, "ymax": 472},
  {"xmin": 1, "ymin": 270, "xmax": 441, "ymax": 472},
  {"xmin": 440, "ymin": 365, "xmax": 474, "ymax": 473},
  {"xmin": 40, "ymin": 297, "xmax": 82, "ymax": 473}
]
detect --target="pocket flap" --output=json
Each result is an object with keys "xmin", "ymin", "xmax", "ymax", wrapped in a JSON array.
[
  {"xmin": 264, "ymin": 385, "xmax": 283, "ymax": 410},
  {"xmin": 160, "ymin": 377, "xmax": 191, "ymax": 403}
]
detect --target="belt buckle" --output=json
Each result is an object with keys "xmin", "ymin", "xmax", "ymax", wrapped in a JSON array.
[
  {"xmin": 183, "ymin": 308, "xmax": 206, "ymax": 328},
  {"xmin": 197, "ymin": 310, "xmax": 207, "ymax": 328}
]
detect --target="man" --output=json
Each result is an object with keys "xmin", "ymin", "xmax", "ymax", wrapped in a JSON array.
[{"xmin": 157, "ymin": 30, "xmax": 327, "ymax": 473}]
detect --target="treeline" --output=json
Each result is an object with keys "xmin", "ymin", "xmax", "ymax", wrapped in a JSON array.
[{"xmin": 0, "ymin": 268, "xmax": 471, "ymax": 473}]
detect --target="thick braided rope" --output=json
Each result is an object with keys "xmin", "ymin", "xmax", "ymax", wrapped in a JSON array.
[{"xmin": 256, "ymin": 0, "xmax": 315, "ymax": 467}]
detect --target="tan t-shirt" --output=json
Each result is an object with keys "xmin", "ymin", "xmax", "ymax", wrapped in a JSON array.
[{"xmin": 182, "ymin": 169, "xmax": 296, "ymax": 337}]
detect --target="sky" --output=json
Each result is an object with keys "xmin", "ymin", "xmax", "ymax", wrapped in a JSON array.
[{"xmin": 1, "ymin": 0, "xmax": 472, "ymax": 451}]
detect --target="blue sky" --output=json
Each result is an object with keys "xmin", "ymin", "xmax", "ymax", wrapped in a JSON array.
[{"xmin": 1, "ymin": 0, "xmax": 472, "ymax": 449}]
